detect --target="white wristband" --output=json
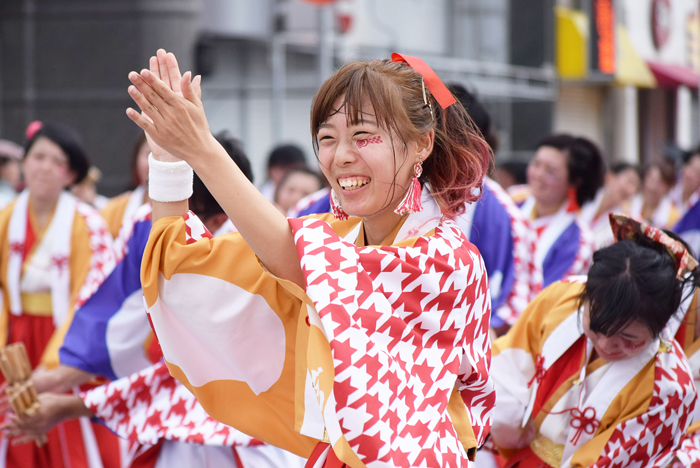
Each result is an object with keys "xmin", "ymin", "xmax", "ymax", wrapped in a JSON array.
[{"xmin": 148, "ymin": 153, "xmax": 194, "ymax": 202}]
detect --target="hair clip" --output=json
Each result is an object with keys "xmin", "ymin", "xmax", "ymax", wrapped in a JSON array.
[{"xmin": 421, "ymin": 78, "xmax": 434, "ymax": 120}]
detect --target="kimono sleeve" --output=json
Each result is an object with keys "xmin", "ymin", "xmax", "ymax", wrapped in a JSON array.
[
  {"xmin": 141, "ymin": 212, "xmax": 317, "ymax": 457},
  {"xmin": 591, "ymin": 343, "xmax": 696, "ymax": 468},
  {"xmin": 489, "ymin": 283, "xmax": 567, "ymax": 448}
]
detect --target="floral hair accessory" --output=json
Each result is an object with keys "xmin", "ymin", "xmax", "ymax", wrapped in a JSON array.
[{"xmin": 609, "ymin": 213, "xmax": 699, "ymax": 278}]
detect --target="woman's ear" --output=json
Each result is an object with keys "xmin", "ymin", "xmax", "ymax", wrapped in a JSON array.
[
  {"xmin": 66, "ymin": 170, "xmax": 78, "ymax": 189},
  {"xmin": 416, "ymin": 129, "xmax": 435, "ymax": 163}
]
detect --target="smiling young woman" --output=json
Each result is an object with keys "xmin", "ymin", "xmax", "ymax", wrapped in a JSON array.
[
  {"xmin": 127, "ymin": 50, "xmax": 493, "ymax": 467},
  {"xmin": 489, "ymin": 214, "xmax": 700, "ymax": 468},
  {"xmin": 0, "ymin": 122, "xmax": 118, "ymax": 468},
  {"xmin": 514, "ymin": 135, "xmax": 605, "ymax": 288}
]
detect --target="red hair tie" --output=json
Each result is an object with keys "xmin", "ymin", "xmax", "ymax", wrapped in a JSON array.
[
  {"xmin": 609, "ymin": 213, "xmax": 699, "ymax": 278},
  {"xmin": 390, "ymin": 53, "xmax": 456, "ymax": 110}
]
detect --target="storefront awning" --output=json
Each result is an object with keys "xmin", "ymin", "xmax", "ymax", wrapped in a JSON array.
[
  {"xmin": 555, "ymin": 6, "xmax": 588, "ymax": 80},
  {"xmin": 647, "ymin": 61, "xmax": 700, "ymax": 89},
  {"xmin": 615, "ymin": 25, "xmax": 657, "ymax": 88}
]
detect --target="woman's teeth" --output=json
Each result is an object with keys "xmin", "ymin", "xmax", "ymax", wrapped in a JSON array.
[{"xmin": 339, "ymin": 179, "xmax": 370, "ymax": 190}]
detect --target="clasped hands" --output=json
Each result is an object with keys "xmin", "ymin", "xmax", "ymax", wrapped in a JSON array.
[{"xmin": 126, "ymin": 49, "xmax": 218, "ymax": 167}]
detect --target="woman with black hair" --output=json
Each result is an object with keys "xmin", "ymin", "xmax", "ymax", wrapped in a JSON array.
[
  {"xmin": 629, "ymin": 160, "xmax": 678, "ymax": 229},
  {"xmin": 489, "ymin": 214, "xmax": 698, "ymax": 468},
  {"xmin": 512, "ymin": 134, "xmax": 605, "ymax": 288},
  {"xmin": 100, "ymin": 132, "xmax": 150, "ymax": 239},
  {"xmin": 579, "ymin": 162, "xmax": 641, "ymax": 249},
  {"xmin": 0, "ymin": 122, "xmax": 118, "ymax": 466}
]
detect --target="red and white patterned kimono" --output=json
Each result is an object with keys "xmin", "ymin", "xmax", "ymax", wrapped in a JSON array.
[
  {"xmin": 141, "ymin": 195, "xmax": 494, "ymax": 467},
  {"xmin": 666, "ymin": 288, "xmax": 700, "ymax": 467},
  {"xmin": 0, "ymin": 190, "xmax": 117, "ymax": 468},
  {"xmin": 491, "ymin": 280, "xmax": 696, "ymax": 468}
]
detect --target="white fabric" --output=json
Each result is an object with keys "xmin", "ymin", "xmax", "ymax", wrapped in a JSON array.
[
  {"xmin": 453, "ymin": 198, "xmax": 477, "ymax": 242},
  {"xmin": 578, "ymin": 189, "xmax": 617, "ymax": 249},
  {"xmin": 155, "ymin": 441, "xmax": 236, "ymax": 468},
  {"xmin": 669, "ymin": 185, "xmax": 700, "ymax": 219},
  {"xmin": 149, "ymin": 272, "xmax": 287, "ymax": 394},
  {"xmin": 148, "ymin": 154, "xmax": 193, "ymax": 202},
  {"xmin": 237, "ymin": 443, "xmax": 307, "ymax": 468},
  {"xmin": 520, "ymin": 196, "xmax": 576, "ymax": 270},
  {"xmin": 629, "ymin": 194, "xmax": 676, "ymax": 229},
  {"xmin": 78, "ymin": 415, "xmax": 104, "ymax": 468},
  {"xmin": 7, "ymin": 190, "xmax": 77, "ymax": 327},
  {"xmin": 122, "ymin": 185, "xmax": 147, "ymax": 228}
]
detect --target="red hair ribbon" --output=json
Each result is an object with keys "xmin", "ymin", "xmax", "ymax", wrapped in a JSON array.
[
  {"xmin": 390, "ymin": 53, "xmax": 456, "ymax": 110},
  {"xmin": 609, "ymin": 213, "xmax": 699, "ymax": 278}
]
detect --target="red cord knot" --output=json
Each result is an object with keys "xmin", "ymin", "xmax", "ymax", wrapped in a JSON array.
[
  {"xmin": 10, "ymin": 242, "xmax": 24, "ymax": 254},
  {"xmin": 569, "ymin": 407, "xmax": 599, "ymax": 444},
  {"xmin": 527, "ymin": 354, "xmax": 545, "ymax": 388},
  {"xmin": 52, "ymin": 255, "xmax": 69, "ymax": 272}
]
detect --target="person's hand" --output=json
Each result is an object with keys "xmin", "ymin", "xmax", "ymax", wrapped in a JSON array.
[
  {"xmin": 491, "ymin": 418, "xmax": 536, "ymax": 450},
  {"xmin": 126, "ymin": 49, "xmax": 215, "ymax": 167},
  {"xmin": 1, "ymin": 393, "xmax": 89, "ymax": 445},
  {"xmin": 142, "ymin": 49, "xmax": 203, "ymax": 162}
]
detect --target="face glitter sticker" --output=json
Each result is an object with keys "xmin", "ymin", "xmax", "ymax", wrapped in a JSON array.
[{"xmin": 356, "ymin": 136, "xmax": 383, "ymax": 149}]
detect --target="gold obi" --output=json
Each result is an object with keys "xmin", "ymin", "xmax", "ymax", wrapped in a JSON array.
[
  {"xmin": 529, "ymin": 432, "xmax": 564, "ymax": 468},
  {"xmin": 20, "ymin": 293, "xmax": 52, "ymax": 316}
]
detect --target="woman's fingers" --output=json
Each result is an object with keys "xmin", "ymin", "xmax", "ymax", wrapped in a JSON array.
[
  {"xmin": 126, "ymin": 108, "xmax": 156, "ymax": 134},
  {"xmin": 11, "ymin": 435, "xmax": 36, "ymax": 446},
  {"xmin": 127, "ymin": 83, "xmax": 162, "ymax": 124},
  {"xmin": 180, "ymin": 72, "xmax": 199, "ymax": 104},
  {"xmin": 132, "ymin": 70, "xmax": 172, "ymax": 107},
  {"xmin": 192, "ymin": 75, "xmax": 202, "ymax": 100},
  {"xmin": 165, "ymin": 52, "xmax": 184, "ymax": 92},
  {"xmin": 156, "ymin": 49, "xmax": 171, "ymax": 90}
]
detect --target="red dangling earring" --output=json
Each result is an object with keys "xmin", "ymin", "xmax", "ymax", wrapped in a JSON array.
[
  {"xmin": 395, "ymin": 160, "xmax": 424, "ymax": 215},
  {"xmin": 330, "ymin": 189, "xmax": 349, "ymax": 221},
  {"xmin": 567, "ymin": 187, "xmax": 580, "ymax": 212}
]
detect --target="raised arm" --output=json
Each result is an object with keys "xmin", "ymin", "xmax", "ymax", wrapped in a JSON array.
[{"xmin": 126, "ymin": 50, "xmax": 304, "ymax": 286}]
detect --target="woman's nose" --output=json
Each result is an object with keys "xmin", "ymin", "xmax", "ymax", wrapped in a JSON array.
[{"xmin": 335, "ymin": 139, "xmax": 358, "ymax": 166}]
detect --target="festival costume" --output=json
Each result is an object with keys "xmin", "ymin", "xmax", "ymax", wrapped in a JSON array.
[
  {"xmin": 141, "ymin": 191, "xmax": 494, "ymax": 467},
  {"xmin": 100, "ymin": 185, "xmax": 147, "ymax": 239},
  {"xmin": 674, "ymin": 201, "xmax": 700, "ymax": 263},
  {"xmin": 0, "ymin": 190, "xmax": 118, "ymax": 468},
  {"xmin": 518, "ymin": 196, "xmax": 594, "ymax": 288},
  {"xmin": 456, "ymin": 177, "xmax": 540, "ymax": 328},
  {"xmin": 491, "ymin": 280, "xmax": 696, "ymax": 468},
  {"xmin": 578, "ymin": 189, "xmax": 630, "ymax": 250},
  {"xmin": 628, "ymin": 194, "xmax": 679, "ymax": 230},
  {"xmin": 296, "ymin": 179, "xmax": 537, "ymax": 329},
  {"xmin": 60, "ymin": 204, "xmax": 303, "ymax": 468},
  {"xmin": 662, "ymin": 288, "xmax": 700, "ymax": 467},
  {"xmin": 288, "ymin": 187, "xmax": 331, "ymax": 218}
]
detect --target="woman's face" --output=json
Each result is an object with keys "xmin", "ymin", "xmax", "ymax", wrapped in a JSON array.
[
  {"xmin": 642, "ymin": 166, "xmax": 671, "ymax": 205},
  {"xmin": 22, "ymin": 137, "xmax": 76, "ymax": 200},
  {"xmin": 606, "ymin": 168, "xmax": 641, "ymax": 205},
  {"xmin": 317, "ymin": 98, "xmax": 421, "ymax": 221},
  {"xmin": 682, "ymin": 154, "xmax": 700, "ymax": 196},
  {"xmin": 275, "ymin": 171, "xmax": 322, "ymax": 213},
  {"xmin": 135, "ymin": 140, "xmax": 150, "ymax": 187},
  {"xmin": 527, "ymin": 146, "xmax": 570, "ymax": 209},
  {"xmin": 582, "ymin": 304, "xmax": 654, "ymax": 362}
]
